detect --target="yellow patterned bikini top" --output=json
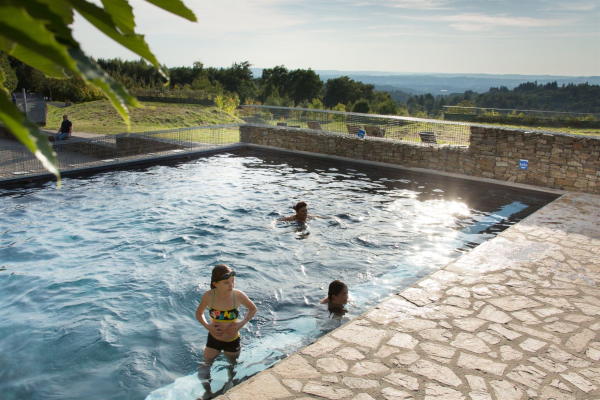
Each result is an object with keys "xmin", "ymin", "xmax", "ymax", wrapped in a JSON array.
[{"xmin": 209, "ymin": 289, "xmax": 239, "ymax": 323}]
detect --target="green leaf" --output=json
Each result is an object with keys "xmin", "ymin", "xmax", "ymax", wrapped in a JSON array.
[
  {"xmin": 0, "ymin": 70, "xmax": 60, "ymax": 182},
  {"xmin": 70, "ymin": 47, "xmax": 140, "ymax": 127},
  {"xmin": 101, "ymin": 0, "xmax": 136, "ymax": 34},
  {"xmin": 67, "ymin": 0, "xmax": 167, "ymax": 77},
  {"xmin": 144, "ymin": 0, "xmax": 197, "ymax": 22},
  {"xmin": 0, "ymin": 5, "xmax": 77, "ymax": 75},
  {"xmin": 1, "ymin": 41, "xmax": 67, "ymax": 78},
  {"xmin": 19, "ymin": 0, "xmax": 77, "ymax": 46}
]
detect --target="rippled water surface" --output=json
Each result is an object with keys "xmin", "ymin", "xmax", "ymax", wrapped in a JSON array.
[{"xmin": 0, "ymin": 150, "xmax": 557, "ymax": 400}]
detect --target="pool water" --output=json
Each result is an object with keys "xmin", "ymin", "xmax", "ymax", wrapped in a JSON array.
[{"xmin": 0, "ymin": 150, "xmax": 557, "ymax": 400}]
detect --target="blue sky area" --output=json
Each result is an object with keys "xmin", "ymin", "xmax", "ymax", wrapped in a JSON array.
[{"xmin": 73, "ymin": 0, "xmax": 600, "ymax": 76}]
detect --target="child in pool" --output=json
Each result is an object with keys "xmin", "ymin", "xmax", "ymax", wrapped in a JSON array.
[
  {"xmin": 196, "ymin": 264, "xmax": 257, "ymax": 396},
  {"xmin": 278, "ymin": 201, "xmax": 321, "ymax": 222},
  {"xmin": 320, "ymin": 280, "xmax": 349, "ymax": 317}
]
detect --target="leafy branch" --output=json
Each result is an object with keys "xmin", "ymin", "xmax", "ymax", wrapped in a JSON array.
[{"xmin": 0, "ymin": 0, "xmax": 196, "ymax": 182}]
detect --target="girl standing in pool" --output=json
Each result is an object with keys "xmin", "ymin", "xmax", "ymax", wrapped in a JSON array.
[
  {"xmin": 320, "ymin": 280, "xmax": 349, "ymax": 317},
  {"xmin": 196, "ymin": 264, "xmax": 257, "ymax": 396},
  {"xmin": 278, "ymin": 201, "xmax": 321, "ymax": 222}
]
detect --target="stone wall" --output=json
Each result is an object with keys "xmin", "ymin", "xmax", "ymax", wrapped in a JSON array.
[{"xmin": 240, "ymin": 125, "xmax": 600, "ymax": 194}]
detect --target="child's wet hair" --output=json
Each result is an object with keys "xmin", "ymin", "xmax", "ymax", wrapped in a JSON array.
[
  {"xmin": 210, "ymin": 264, "xmax": 232, "ymax": 289},
  {"xmin": 293, "ymin": 201, "xmax": 307, "ymax": 211},
  {"xmin": 327, "ymin": 280, "xmax": 347, "ymax": 300}
]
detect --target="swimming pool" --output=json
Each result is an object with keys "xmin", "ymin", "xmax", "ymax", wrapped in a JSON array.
[{"xmin": 0, "ymin": 149, "xmax": 558, "ymax": 400}]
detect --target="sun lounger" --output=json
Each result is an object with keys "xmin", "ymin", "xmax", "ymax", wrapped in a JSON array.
[
  {"xmin": 419, "ymin": 131, "xmax": 437, "ymax": 144},
  {"xmin": 346, "ymin": 124, "xmax": 361, "ymax": 135},
  {"xmin": 307, "ymin": 121, "xmax": 322, "ymax": 130},
  {"xmin": 364, "ymin": 125, "xmax": 385, "ymax": 137}
]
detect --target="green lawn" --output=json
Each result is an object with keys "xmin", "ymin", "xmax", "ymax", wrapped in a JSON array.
[
  {"xmin": 47, "ymin": 100, "xmax": 243, "ymax": 135},
  {"xmin": 470, "ymin": 122, "xmax": 600, "ymax": 136}
]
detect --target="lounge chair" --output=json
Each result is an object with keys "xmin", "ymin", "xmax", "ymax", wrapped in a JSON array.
[
  {"xmin": 307, "ymin": 121, "xmax": 322, "ymax": 130},
  {"xmin": 346, "ymin": 124, "xmax": 361, "ymax": 136},
  {"xmin": 276, "ymin": 122, "xmax": 287, "ymax": 127},
  {"xmin": 419, "ymin": 131, "xmax": 437, "ymax": 144},
  {"xmin": 364, "ymin": 125, "xmax": 385, "ymax": 138}
]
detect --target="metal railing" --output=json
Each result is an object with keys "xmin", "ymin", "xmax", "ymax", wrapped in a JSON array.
[
  {"xmin": 443, "ymin": 106, "xmax": 600, "ymax": 129},
  {"xmin": 239, "ymin": 105, "xmax": 473, "ymax": 146},
  {"xmin": 0, "ymin": 125, "xmax": 241, "ymax": 181}
]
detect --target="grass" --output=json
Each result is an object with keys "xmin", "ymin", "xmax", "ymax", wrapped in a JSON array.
[
  {"xmin": 470, "ymin": 122, "xmax": 600, "ymax": 136},
  {"xmin": 47, "ymin": 100, "xmax": 243, "ymax": 135}
]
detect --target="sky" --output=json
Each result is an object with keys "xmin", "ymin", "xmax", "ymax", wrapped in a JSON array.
[{"xmin": 72, "ymin": 0, "xmax": 600, "ymax": 76}]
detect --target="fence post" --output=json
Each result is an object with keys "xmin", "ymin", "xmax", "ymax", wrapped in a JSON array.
[{"xmin": 22, "ymin": 88, "xmax": 28, "ymax": 116}]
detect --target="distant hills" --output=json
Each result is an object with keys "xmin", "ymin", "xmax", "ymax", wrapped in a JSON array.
[{"xmin": 250, "ymin": 68, "xmax": 600, "ymax": 95}]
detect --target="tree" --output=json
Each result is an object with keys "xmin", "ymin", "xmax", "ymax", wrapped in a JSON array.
[
  {"xmin": 259, "ymin": 66, "xmax": 322, "ymax": 106},
  {"xmin": 323, "ymin": 76, "xmax": 375, "ymax": 108},
  {"xmin": 376, "ymin": 99, "xmax": 398, "ymax": 115},
  {"xmin": 216, "ymin": 61, "xmax": 257, "ymax": 103},
  {"xmin": 287, "ymin": 68, "xmax": 322, "ymax": 105},
  {"xmin": 352, "ymin": 99, "xmax": 371, "ymax": 114},
  {"xmin": 332, "ymin": 103, "xmax": 346, "ymax": 122},
  {"xmin": 323, "ymin": 76, "xmax": 355, "ymax": 108},
  {"xmin": 0, "ymin": 52, "xmax": 17, "ymax": 92},
  {"xmin": 0, "ymin": 0, "xmax": 197, "ymax": 182}
]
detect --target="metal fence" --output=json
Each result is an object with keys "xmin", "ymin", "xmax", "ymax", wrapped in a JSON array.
[
  {"xmin": 0, "ymin": 125, "xmax": 241, "ymax": 181},
  {"xmin": 442, "ymin": 106, "xmax": 600, "ymax": 129},
  {"xmin": 239, "ymin": 105, "xmax": 473, "ymax": 147}
]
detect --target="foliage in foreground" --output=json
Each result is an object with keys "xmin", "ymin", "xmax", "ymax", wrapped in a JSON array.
[{"xmin": 0, "ymin": 0, "xmax": 196, "ymax": 181}]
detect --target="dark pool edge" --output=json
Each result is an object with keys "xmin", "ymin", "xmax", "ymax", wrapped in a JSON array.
[
  {"xmin": 244, "ymin": 144, "xmax": 567, "ymax": 197},
  {"xmin": 0, "ymin": 144, "xmax": 247, "ymax": 188}
]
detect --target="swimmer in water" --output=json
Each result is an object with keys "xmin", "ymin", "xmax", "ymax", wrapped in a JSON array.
[
  {"xmin": 320, "ymin": 280, "xmax": 349, "ymax": 317},
  {"xmin": 278, "ymin": 201, "xmax": 320, "ymax": 222},
  {"xmin": 196, "ymin": 264, "xmax": 257, "ymax": 397}
]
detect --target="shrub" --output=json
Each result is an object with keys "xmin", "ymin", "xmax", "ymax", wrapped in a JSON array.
[{"xmin": 352, "ymin": 99, "xmax": 371, "ymax": 114}]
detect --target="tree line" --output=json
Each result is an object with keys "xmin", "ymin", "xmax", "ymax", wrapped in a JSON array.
[
  {"xmin": 402, "ymin": 81, "xmax": 600, "ymax": 118},
  {"xmin": 3, "ymin": 54, "xmax": 598, "ymax": 118}
]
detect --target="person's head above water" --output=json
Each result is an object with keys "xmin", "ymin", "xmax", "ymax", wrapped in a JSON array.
[
  {"xmin": 328, "ymin": 280, "xmax": 349, "ymax": 305},
  {"xmin": 210, "ymin": 264, "xmax": 236, "ymax": 289},
  {"xmin": 293, "ymin": 201, "xmax": 308, "ymax": 220}
]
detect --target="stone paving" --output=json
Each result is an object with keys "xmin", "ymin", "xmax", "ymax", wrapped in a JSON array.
[{"xmin": 216, "ymin": 192, "xmax": 600, "ymax": 400}]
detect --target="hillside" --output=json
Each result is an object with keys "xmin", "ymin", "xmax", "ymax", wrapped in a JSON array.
[{"xmin": 46, "ymin": 101, "xmax": 242, "ymax": 134}]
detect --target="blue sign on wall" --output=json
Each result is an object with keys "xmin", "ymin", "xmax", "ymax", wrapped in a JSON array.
[
  {"xmin": 519, "ymin": 159, "xmax": 528, "ymax": 170},
  {"xmin": 358, "ymin": 128, "xmax": 366, "ymax": 139}
]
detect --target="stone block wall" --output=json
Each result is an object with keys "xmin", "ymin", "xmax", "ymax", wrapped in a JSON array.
[{"xmin": 240, "ymin": 125, "xmax": 600, "ymax": 194}]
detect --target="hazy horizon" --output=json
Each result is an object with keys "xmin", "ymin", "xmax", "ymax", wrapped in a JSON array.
[{"xmin": 73, "ymin": 0, "xmax": 599, "ymax": 77}]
